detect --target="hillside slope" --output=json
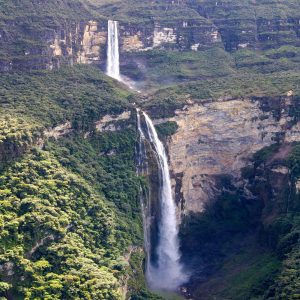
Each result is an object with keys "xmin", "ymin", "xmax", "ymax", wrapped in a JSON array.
[{"xmin": 0, "ymin": 65, "xmax": 162, "ymax": 299}]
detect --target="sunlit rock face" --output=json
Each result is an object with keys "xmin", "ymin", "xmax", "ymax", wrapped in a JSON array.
[
  {"xmin": 157, "ymin": 96, "xmax": 300, "ymax": 215},
  {"xmin": 119, "ymin": 20, "xmax": 221, "ymax": 52},
  {"xmin": 48, "ymin": 21, "xmax": 107, "ymax": 67},
  {"xmin": 38, "ymin": 11, "xmax": 298, "ymax": 70},
  {"xmin": 95, "ymin": 111, "xmax": 132, "ymax": 132},
  {"xmin": 0, "ymin": 19, "xmax": 108, "ymax": 72},
  {"xmin": 0, "ymin": 17, "xmax": 221, "ymax": 71},
  {"xmin": 77, "ymin": 21, "xmax": 107, "ymax": 64}
]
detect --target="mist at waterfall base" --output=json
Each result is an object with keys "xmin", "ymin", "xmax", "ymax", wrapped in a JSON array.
[{"xmin": 137, "ymin": 110, "xmax": 188, "ymax": 292}]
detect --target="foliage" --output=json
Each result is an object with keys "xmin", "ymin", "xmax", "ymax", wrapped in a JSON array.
[
  {"xmin": 126, "ymin": 251, "xmax": 164, "ymax": 300},
  {"xmin": 0, "ymin": 62, "xmax": 152, "ymax": 299},
  {"xmin": 142, "ymin": 70, "xmax": 300, "ymax": 118},
  {"xmin": 0, "ymin": 65, "xmax": 134, "ymax": 165},
  {"xmin": 0, "ymin": 149, "xmax": 124, "ymax": 299},
  {"xmin": 252, "ymin": 144, "xmax": 281, "ymax": 167},
  {"xmin": 0, "ymin": 117, "xmax": 40, "ymax": 145},
  {"xmin": 0, "ymin": 0, "xmax": 300, "ymax": 299},
  {"xmin": 86, "ymin": 0, "xmax": 207, "ymax": 25},
  {"xmin": 87, "ymin": 0, "xmax": 300, "ymax": 27},
  {"xmin": 0, "ymin": 65, "xmax": 133, "ymax": 130},
  {"xmin": 244, "ymin": 143, "xmax": 300, "ymax": 299},
  {"xmin": 180, "ymin": 142, "xmax": 300, "ymax": 299},
  {"xmin": 46, "ymin": 129, "xmax": 144, "ymax": 249},
  {"xmin": 0, "ymin": 116, "xmax": 42, "ymax": 168},
  {"xmin": 0, "ymin": 105, "xmax": 158, "ymax": 298},
  {"xmin": 180, "ymin": 184, "xmax": 261, "ymax": 256},
  {"xmin": 155, "ymin": 121, "xmax": 178, "ymax": 139},
  {"xmin": 0, "ymin": 0, "xmax": 106, "ymax": 64},
  {"xmin": 123, "ymin": 47, "xmax": 235, "ymax": 87},
  {"xmin": 271, "ymin": 244, "xmax": 300, "ymax": 299},
  {"xmin": 288, "ymin": 144, "xmax": 300, "ymax": 178}
]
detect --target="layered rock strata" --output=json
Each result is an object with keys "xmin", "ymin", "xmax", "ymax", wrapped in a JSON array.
[{"xmin": 154, "ymin": 96, "xmax": 300, "ymax": 215}]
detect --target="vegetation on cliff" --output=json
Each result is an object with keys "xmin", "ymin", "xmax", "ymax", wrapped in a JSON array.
[
  {"xmin": 0, "ymin": 64, "xmax": 151, "ymax": 299},
  {"xmin": 0, "ymin": 65, "xmax": 132, "ymax": 128},
  {"xmin": 0, "ymin": 117, "xmax": 148, "ymax": 299},
  {"xmin": 142, "ymin": 71, "xmax": 300, "ymax": 118},
  {"xmin": 0, "ymin": 65, "xmax": 134, "ymax": 165},
  {"xmin": 0, "ymin": 0, "xmax": 92, "ymax": 68},
  {"xmin": 0, "ymin": 149, "xmax": 122, "ymax": 299}
]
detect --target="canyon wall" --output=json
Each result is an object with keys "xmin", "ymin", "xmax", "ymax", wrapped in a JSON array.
[
  {"xmin": 0, "ymin": 18, "xmax": 221, "ymax": 72},
  {"xmin": 0, "ymin": 20, "xmax": 108, "ymax": 72},
  {"xmin": 2, "ymin": 0, "xmax": 299, "ymax": 72},
  {"xmin": 119, "ymin": 20, "xmax": 221, "ymax": 52},
  {"xmin": 155, "ymin": 94, "xmax": 300, "ymax": 216}
]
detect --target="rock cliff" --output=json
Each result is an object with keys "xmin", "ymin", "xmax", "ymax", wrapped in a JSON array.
[
  {"xmin": 0, "ymin": 17, "xmax": 220, "ymax": 71},
  {"xmin": 149, "ymin": 94, "xmax": 300, "ymax": 216},
  {"xmin": 1, "ymin": 0, "xmax": 299, "ymax": 72}
]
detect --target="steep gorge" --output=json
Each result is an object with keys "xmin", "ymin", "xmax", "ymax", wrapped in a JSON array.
[{"xmin": 1, "ymin": 0, "xmax": 300, "ymax": 299}]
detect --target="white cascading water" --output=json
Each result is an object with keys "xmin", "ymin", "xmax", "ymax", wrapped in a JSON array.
[
  {"xmin": 136, "ymin": 110, "xmax": 152, "ymax": 280},
  {"xmin": 137, "ymin": 109, "xmax": 187, "ymax": 291},
  {"xmin": 106, "ymin": 20, "xmax": 121, "ymax": 80}
]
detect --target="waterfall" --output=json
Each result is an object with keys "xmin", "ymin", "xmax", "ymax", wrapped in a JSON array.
[
  {"xmin": 136, "ymin": 109, "xmax": 152, "ymax": 278},
  {"xmin": 137, "ymin": 109, "xmax": 187, "ymax": 291},
  {"xmin": 106, "ymin": 20, "xmax": 120, "ymax": 80}
]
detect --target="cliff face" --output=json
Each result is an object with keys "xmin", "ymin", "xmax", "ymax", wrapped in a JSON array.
[
  {"xmin": 120, "ymin": 20, "xmax": 221, "ymax": 52},
  {"xmin": 155, "ymin": 94, "xmax": 300, "ymax": 215},
  {"xmin": 0, "ymin": 20, "xmax": 108, "ymax": 72},
  {"xmin": 0, "ymin": 17, "xmax": 220, "ymax": 72},
  {"xmin": 2, "ymin": 0, "xmax": 299, "ymax": 72},
  {"xmin": 187, "ymin": 0, "xmax": 300, "ymax": 51}
]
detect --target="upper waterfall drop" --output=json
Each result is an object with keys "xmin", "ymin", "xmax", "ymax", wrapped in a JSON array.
[
  {"xmin": 106, "ymin": 20, "xmax": 121, "ymax": 80},
  {"xmin": 137, "ymin": 110, "xmax": 188, "ymax": 291}
]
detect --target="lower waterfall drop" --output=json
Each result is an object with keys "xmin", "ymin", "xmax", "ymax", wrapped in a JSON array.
[{"xmin": 137, "ymin": 109, "xmax": 187, "ymax": 291}]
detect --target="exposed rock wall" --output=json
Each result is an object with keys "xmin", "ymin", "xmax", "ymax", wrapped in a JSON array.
[
  {"xmin": 0, "ymin": 17, "xmax": 221, "ymax": 72},
  {"xmin": 1, "ymin": 8, "xmax": 299, "ymax": 71},
  {"xmin": 187, "ymin": 0, "xmax": 300, "ymax": 51},
  {"xmin": 1, "ymin": 0, "xmax": 300, "ymax": 71},
  {"xmin": 44, "ymin": 122, "xmax": 73, "ymax": 139},
  {"xmin": 42, "ymin": 111, "xmax": 132, "ymax": 140},
  {"xmin": 76, "ymin": 21, "xmax": 107, "ymax": 64},
  {"xmin": 95, "ymin": 111, "xmax": 132, "ymax": 132},
  {"xmin": 41, "ymin": 20, "xmax": 108, "ymax": 69},
  {"xmin": 0, "ymin": 19, "xmax": 108, "ymax": 72},
  {"xmin": 157, "ymin": 96, "xmax": 300, "ymax": 215},
  {"xmin": 119, "ymin": 20, "xmax": 221, "ymax": 52}
]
